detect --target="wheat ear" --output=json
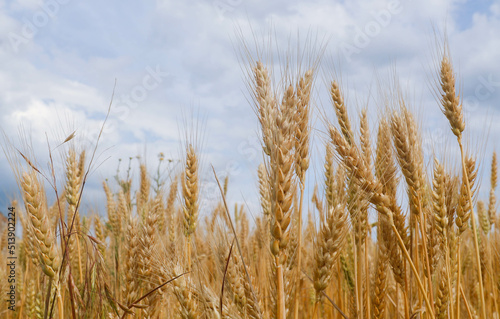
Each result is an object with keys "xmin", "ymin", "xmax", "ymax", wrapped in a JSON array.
[
  {"xmin": 330, "ymin": 126, "xmax": 435, "ymax": 319},
  {"xmin": 293, "ymin": 68, "xmax": 313, "ymax": 319},
  {"xmin": 22, "ymin": 172, "xmax": 59, "ymax": 278},
  {"xmin": 267, "ymin": 84, "xmax": 296, "ymax": 319},
  {"xmin": 439, "ymin": 51, "xmax": 486, "ymax": 318},
  {"xmin": 182, "ymin": 144, "xmax": 199, "ymax": 271},
  {"xmin": 312, "ymin": 204, "xmax": 347, "ymax": 302}
]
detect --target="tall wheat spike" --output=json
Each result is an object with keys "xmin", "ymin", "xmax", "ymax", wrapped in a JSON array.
[
  {"xmin": 438, "ymin": 50, "xmax": 486, "ymax": 318},
  {"xmin": 182, "ymin": 143, "xmax": 199, "ymax": 271},
  {"xmin": 292, "ymin": 68, "xmax": 313, "ymax": 319}
]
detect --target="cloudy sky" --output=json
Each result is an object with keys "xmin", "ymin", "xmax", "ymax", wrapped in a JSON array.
[{"xmin": 1, "ymin": 0, "xmax": 500, "ymax": 221}]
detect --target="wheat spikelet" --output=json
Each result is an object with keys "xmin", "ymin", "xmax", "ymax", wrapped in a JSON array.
[
  {"xmin": 19, "ymin": 212, "xmax": 39, "ymax": 267},
  {"xmin": 294, "ymin": 68, "xmax": 313, "ymax": 183},
  {"xmin": 171, "ymin": 265, "xmax": 199, "ymax": 319},
  {"xmin": 77, "ymin": 150, "xmax": 86, "ymax": 179},
  {"xmin": 25, "ymin": 276, "xmax": 40, "ymax": 318},
  {"xmin": 182, "ymin": 144, "xmax": 199, "ymax": 238},
  {"xmin": 154, "ymin": 191, "xmax": 167, "ymax": 233},
  {"xmin": 391, "ymin": 110, "xmax": 423, "ymax": 215},
  {"xmin": 331, "ymin": 80, "xmax": 354, "ymax": 145},
  {"xmin": 103, "ymin": 182, "xmax": 120, "ymax": 240},
  {"xmin": 375, "ymin": 119, "xmax": 398, "ymax": 198},
  {"xmin": 439, "ymin": 55, "xmax": 465, "ymax": 138},
  {"xmin": 65, "ymin": 149, "xmax": 82, "ymax": 226},
  {"xmin": 226, "ymin": 252, "xmax": 248, "ymax": 314},
  {"xmin": 21, "ymin": 171, "xmax": 59, "ymax": 278},
  {"xmin": 258, "ymin": 163, "xmax": 272, "ymax": 219},
  {"xmin": 254, "ymin": 61, "xmax": 276, "ymax": 157},
  {"xmin": 402, "ymin": 107, "xmax": 425, "ymax": 196},
  {"xmin": 268, "ymin": 84, "xmax": 296, "ymax": 262},
  {"xmin": 312, "ymin": 204, "xmax": 347, "ymax": 299},
  {"xmin": 444, "ymin": 172, "xmax": 459, "ymax": 232},
  {"xmin": 433, "ymin": 159, "xmax": 448, "ymax": 242},
  {"xmin": 139, "ymin": 194, "xmax": 161, "ymax": 285},
  {"xmin": 93, "ymin": 215, "xmax": 106, "ymax": 257},
  {"xmin": 477, "ymin": 201, "xmax": 490, "ymax": 235},
  {"xmin": 379, "ymin": 213, "xmax": 405, "ymax": 288},
  {"xmin": 456, "ymin": 156, "xmax": 477, "ymax": 236},
  {"xmin": 360, "ymin": 109, "xmax": 372, "ymax": 171},
  {"xmin": 291, "ymin": 68, "xmax": 313, "ymax": 319},
  {"xmin": 165, "ymin": 176, "xmax": 178, "ymax": 241},
  {"xmin": 329, "ymin": 126, "xmax": 379, "ymax": 197},
  {"xmin": 241, "ymin": 265, "xmax": 263, "ymax": 319},
  {"xmin": 123, "ymin": 217, "xmax": 140, "ymax": 307},
  {"xmin": 340, "ymin": 246, "xmax": 357, "ymax": 319},
  {"xmin": 137, "ymin": 164, "xmax": 151, "ymax": 221},
  {"xmin": 323, "ymin": 145, "xmax": 336, "ymax": 214},
  {"xmin": 435, "ymin": 261, "xmax": 449, "ymax": 319},
  {"xmin": 426, "ymin": 215, "xmax": 440, "ymax": 275},
  {"xmin": 331, "ymin": 124, "xmax": 409, "ymax": 250},
  {"xmin": 65, "ymin": 149, "xmax": 86, "ymax": 287}
]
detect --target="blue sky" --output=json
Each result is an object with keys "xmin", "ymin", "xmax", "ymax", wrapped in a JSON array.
[{"xmin": 1, "ymin": 0, "xmax": 500, "ymax": 222}]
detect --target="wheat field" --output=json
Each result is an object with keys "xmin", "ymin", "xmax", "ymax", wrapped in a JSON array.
[{"xmin": 1, "ymin": 44, "xmax": 499, "ymax": 319}]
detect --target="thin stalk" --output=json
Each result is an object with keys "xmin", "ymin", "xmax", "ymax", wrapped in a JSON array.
[
  {"xmin": 412, "ymin": 215, "xmax": 421, "ymax": 309},
  {"xmin": 417, "ymin": 208, "xmax": 435, "ymax": 308},
  {"xmin": 364, "ymin": 237, "xmax": 371, "ymax": 319},
  {"xmin": 44, "ymin": 277, "xmax": 53, "ymax": 319},
  {"xmin": 337, "ymin": 261, "xmax": 343, "ymax": 319},
  {"xmin": 294, "ymin": 184, "xmax": 305, "ymax": 319},
  {"xmin": 396, "ymin": 284, "xmax": 400, "ymax": 319},
  {"xmin": 355, "ymin": 241, "xmax": 363, "ymax": 319},
  {"xmin": 444, "ymin": 233, "xmax": 454, "ymax": 319},
  {"xmin": 485, "ymin": 238, "xmax": 499, "ymax": 317},
  {"xmin": 460, "ymin": 286, "xmax": 473, "ymax": 319},
  {"xmin": 187, "ymin": 237, "xmax": 192, "ymax": 272},
  {"xmin": 312, "ymin": 301, "xmax": 319, "ymax": 319},
  {"xmin": 403, "ymin": 288, "xmax": 410, "ymax": 319},
  {"xmin": 277, "ymin": 262, "xmax": 286, "ymax": 319},
  {"xmin": 390, "ymin": 222, "xmax": 435, "ymax": 319},
  {"xmin": 57, "ymin": 284, "xmax": 64, "ymax": 319},
  {"xmin": 455, "ymin": 240, "xmax": 462, "ymax": 319},
  {"xmin": 212, "ymin": 167, "xmax": 262, "ymax": 316}
]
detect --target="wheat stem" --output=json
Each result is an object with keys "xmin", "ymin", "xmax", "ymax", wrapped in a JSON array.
[{"xmin": 390, "ymin": 222, "xmax": 435, "ymax": 319}]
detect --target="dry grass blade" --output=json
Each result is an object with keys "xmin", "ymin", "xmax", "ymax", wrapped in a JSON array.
[
  {"xmin": 303, "ymin": 271, "xmax": 350, "ymax": 319},
  {"xmin": 220, "ymin": 240, "xmax": 235, "ymax": 317},
  {"xmin": 120, "ymin": 272, "xmax": 189, "ymax": 319},
  {"xmin": 212, "ymin": 166, "xmax": 262, "ymax": 318}
]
